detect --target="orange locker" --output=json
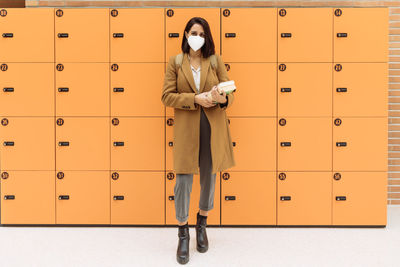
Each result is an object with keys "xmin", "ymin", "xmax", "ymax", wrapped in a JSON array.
[
  {"xmin": 221, "ymin": 171, "xmax": 276, "ymax": 225},
  {"xmin": 166, "ymin": 117, "xmax": 174, "ymax": 171},
  {"xmin": 224, "ymin": 62, "xmax": 277, "ymax": 117},
  {"xmin": 333, "ymin": 117, "xmax": 388, "ymax": 172},
  {"xmin": 111, "ymin": 117, "xmax": 164, "ymax": 171},
  {"xmin": 277, "ymin": 63, "xmax": 332, "ymax": 117},
  {"xmin": 56, "ymin": 117, "xmax": 110, "ymax": 170},
  {"xmin": 1, "ymin": 171, "xmax": 55, "ymax": 224},
  {"xmin": 225, "ymin": 117, "xmax": 276, "ymax": 171},
  {"xmin": 277, "ymin": 172, "xmax": 331, "ymax": 225},
  {"xmin": 110, "ymin": 63, "xmax": 164, "ymax": 117},
  {"xmin": 0, "ymin": 8, "xmax": 54, "ymax": 62},
  {"xmin": 277, "ymin": 8, "xmax": 333, "ymax": 62},
  {"xmin": 278, "ymin": 117, "xmax": 332, "ymax": 171},
  {"xmin": 55, "ymin": 8, "xmax": 109, "ymax": 62},
  {"xmin": 333, "ymin": 63, "xmax": 388, "ymax": 117},
  {"xmin": 221, "ymin": 8, "xmax": 277, "ymax": 62},
  {"xmin": 0, "ymin": 117, "xmax": 55, "ymax": 170},
  {"xmin": 0, "ymin": 63, "xmax": 54, "ymax": 116},
  {"xmin": 332, "ymin": 172, "xmax": 387, "ymax": 225},
  {"xmin": 110, "ymin": 8, "xmax": 164, "ymax": 62},
  {"xmin": 165, "ymin": 171, "xmax": 220, "ymax": 225},
  {"xmin": 56, "ymin": 171, "xmax": 110, "ymax": 224},
  {"xmin": 56, "ymin": 63, "xmax": 109, "ymax": 116},
  {"xmin": 111, "ymin": 171, "xmax": 164, "ymax": 225},
  {"xmin": 333, "ymin": 8, "xmax": 388, "ymax": 62},
  {"xmin": 165, "ymin": 8, "xmax": 220, "ymax": 60}
]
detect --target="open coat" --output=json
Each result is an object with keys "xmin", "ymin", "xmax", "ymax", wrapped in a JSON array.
[{"xmin": 161, "ymin": 52, "xmax": 236, "ymax": 174}]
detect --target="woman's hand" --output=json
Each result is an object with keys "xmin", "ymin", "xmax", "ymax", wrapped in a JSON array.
[
  {"xmin": 209, "ymin": 85, "xmax": 227, "ymax": 104},
  {"xmin": 194, "ymin": 91, "xmax": 216, "ymax": 108}
]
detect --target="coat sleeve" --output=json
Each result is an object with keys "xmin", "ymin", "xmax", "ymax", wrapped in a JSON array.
[
  {"xmin": 215, "ymin": 54, "xmax": 234, "ymax": 110},
  {"xmin": 161, "ymin": 55, "xmax": 199, "ymax": 111}
]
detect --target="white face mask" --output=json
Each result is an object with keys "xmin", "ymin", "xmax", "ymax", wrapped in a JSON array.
[{"xmin": 187, "ymin": 35, "xmax": 205, "ymax": 52}]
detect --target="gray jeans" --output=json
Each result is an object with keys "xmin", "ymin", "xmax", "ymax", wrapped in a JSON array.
[{"xmin": 174, "ymin": 107, "xmax": 217, "ymax": 223}]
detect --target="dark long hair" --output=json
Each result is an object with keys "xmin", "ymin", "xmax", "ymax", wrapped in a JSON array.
[{"xmin": 181, "ymin": 17, "xmax": 215, "ymax": 58}]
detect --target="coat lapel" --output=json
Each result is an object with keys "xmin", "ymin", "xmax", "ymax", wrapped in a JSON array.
[{"xmin": 181, "ymin": 53, "xmax": 210, "ymax": 94}]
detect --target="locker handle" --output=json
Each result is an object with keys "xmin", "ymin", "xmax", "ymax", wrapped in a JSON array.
[
  {"xmin": 169, "ymin": 196, "xmax": 174, "ymax": 200},
  {"xmin": 113, "ymin": 87, "xmax": 124, "ymax": 92},
  {"xmin": 58, "ymin": 33, "xmax": 69, "ymax": 38},
  {"xmin": 3, "ymin": 141, "xmax": 14, "ymax": 146},
  {"xmin": 3, "ymin": 87, "xmax": 14, "ymax": 92},
  {"xmin": 281, "ymin": 142, "xmax": 291, "ymax": 147},
  {"xmin": 113, "ymin": 195, "xmax": 124, "ymax": 200},
  {"xmin": 225, "ymin": 196, "xmax": 236, "ymax": 201},
  {"xmin": 58, "ymin": 87, "xmax": 69, "ymax": 92},
  {"xmin": 336, "ymin": 88, "xmax": 347, "ymax": 92},
  {"xmin": 58, "ymin": 141, "xmax": 69, "ymax": 146},
  {"xmin": 281, "ymin": 88, "xmax": 291, "ymax": 92},
  {"xmin": 336, "ymin": 196, "xmax": 346, "ymax": 201},
  {"xmin": 337, "ymin": 33, "xmax": 347, "ymax": 38},
  {"xmin": 281, "ymin": 33, "xmax": 292, "ymax": 38},
  {"xmin": 114, "ymin": 141, "xmax": 124, "ymax": 146},
  {"xmin": 232, "ymin": 141, "xmax": 236, "ymax": 147},
  {"xmin": 280, "ymin": 196, "xmax": 291, "ymax": 201},
  {"xmin": 168, "ymin": 141, "xmax": 173, "ymax": 147},
  {"xmin": 336, "ymin": 142, "xmax": 347, "ymax": 147},
  {"xmin": 4, "ymin": 195, "xmax": 15, "ymax": 200},
  {"xmin": 2, "ymin": 33, "xmax": 13, "ymax": 38},
  {"xmin": 225, "ymin": 33, "xmax": 236, "ymax": 38},
  {"xmin": 58, "ymin": 195, "xmax": 69, "ymax": 200},
  {"xmin": 113, "ymin": 33, "xmax": 124, "ymax": 38},
  {"xmin": 168, "ymin": 33, "xmax": 179, "ymax": 38}
]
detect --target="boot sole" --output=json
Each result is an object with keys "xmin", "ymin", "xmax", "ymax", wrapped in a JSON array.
[
  {"xmin": 177, "ymin": 255, "xmax": 189, "ymax": 264},
  {"xmin": 196, "ymin": 245, "xmax": 208, "ymax": 253}
]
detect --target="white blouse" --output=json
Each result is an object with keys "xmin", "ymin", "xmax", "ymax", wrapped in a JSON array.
[{"xmin": 190, "ymin": 64, "xmax": 201, "ymax": 93}]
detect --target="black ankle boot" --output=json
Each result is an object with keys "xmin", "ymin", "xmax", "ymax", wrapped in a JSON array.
[
  {"xmin": 177, "ymin": 222, "xmax": 190, "ymax": 264},
  {"xmin": 195, "ymin": 211, "xmax": 209, "ymax": 253}
]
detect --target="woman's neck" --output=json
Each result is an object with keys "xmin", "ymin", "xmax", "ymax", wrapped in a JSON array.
[{"xmin": 189, "ymin": 49, "xmax": 201, "ymax": 59}]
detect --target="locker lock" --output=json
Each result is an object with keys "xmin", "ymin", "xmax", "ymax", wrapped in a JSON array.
[
  {"xmin": 57, "ymin": 33, "xmax": 69, "ymax": 38},
  {"xmin": 336, "ymin": 196, "xmax": 346, "ymax": 201},
  {"xmin": 113, "ymin": 87, "xmax": 124, "ymax": 92},
  {"xmin": 4, "ymin": 195, "xmax": 15, "ymax": 200},
  {"xmin": 114, "ymin": 141, "xmax": 124, "ymax": 146},
  {"xmin": 58, "ymin": 87, "xmax": 69, "ymax": 92},
  {"xmin": 232, "ymin": 141, "xmax": 236, "ymax": 147},
  {"xmin": 225, "ymin": 33, "xmax": 236, "ymax": 38},
  {"xmin": 225, "ymin": 196, "xmax": 236, "ymax": 201},
  {"xmin": 336, "ymin": 142, "xmax": 347, "ymax": 147},
  {"xmin": 336, "ymin": 88, "xmax": 347, "ymax": 92},
  {"xmin": 2, "ymin": 33, "xmax": 13, "ymax": 38},
  {"xmin": 3, "ymin": 141, "xmax": 14, "ymax": 146},
  {"xmin": 58, "ymin": 141, "xmax": 69, "ymax": 146},
  {"xmin": 114, "ymin": 196, "xmax": 124, "ymax": 200},
  {"xmin": 280, "ymin": 196, "xmax": 291, "ymax": 201},
  {"xmin": 59, "ymin": 195, "xmax": 69, "ymax": 200},
  {"xmin": 337, "ymin": 33, "xmax": 348, "ymax": 38},
  {"xmin": 281, "ymin": 88, "xmax": 291, "ymax": 92},
  {"xmin": 169, "ymin": 196, "xmax": 174, "ymax": 201},
  {"xmin": 280, "ymin": 142, "xmax": 291, "ymax": 147},
  {"xmin": 3, "ymin": 87, "xmax": 14, "ymax": 92},
  {"xmin": 169, "ymin": 33, "xmax": 179, "ymax": 38},
  {"xmin": 113, "ymin": 33, "xmax": 124, "ymax": 38},
  {"xmin": 281, "ymin": 33, "xmax": 292, "ymax": 38},
  {"xmin": 168, "ymin": 141, "xmax": 173, "ymax": 147}
]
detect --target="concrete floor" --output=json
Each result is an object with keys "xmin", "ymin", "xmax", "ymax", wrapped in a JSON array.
[{"xmin": 0, "ymin": 207, "xmax": 399, "ymax": 267}]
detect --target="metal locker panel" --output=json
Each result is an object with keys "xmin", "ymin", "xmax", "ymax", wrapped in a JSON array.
[
  {"xmin": 110, "ymin": 8, "xmax": 164, "ymax": 62},
  {"xmin": 56, "ymin": 117, "xmax": 110, "ymax": 170},
  {"xmin": 1, "ymin": 170, "xmax": 55, "ymax": 224},
  {"xmin": 111, "ymin": 171, "xmax": 164, "ymax": 225},
  {"xmin": 278, "ymin": 117, "xmax": 332, "ymax": 171},
  {"xmin": 55, "ymin": 8, "xmax": 109, "ymax": 62},
  {"xmin": 277, "ymin": 63, "xmax": 332, "ymax": 117},
  {"xmin": 221, "ymin": 8, "xmax": 277, "ymax": 62},
  {"xmin": 333, "ymin": 117, "xmax": 388, "ymax": 172},
  {"xmin": 165, "ymin": 171, "xmax": 220, "ymax": 225},
  {"xmin": 56, "ymin": 171, "xmax": 110, "ymax": 224},
  {"xmin": 0, "ymin": 117, "xmax": 55, "ymax": 170},
  {"xmin": 333, "ymin": 63, "xmax": 388, "ymax": 117},
  {"xmin": 225, "ymin": 63, "xmax": 276, "ymax": 117},
  {"xmin": 165, "ymin": 8, "xmax": 220, "ymax": 61},
  {"xmin": 332, "ymin": 171, "xmax": 387, "ymax": 226},
  {"xmin": 111, "ymin": 117, "xmax": 164, "ymax": 171},
  {"xmin": 0, "ymin": 8, "xmax": 54, "ymax": 62},
  {"xmin": 0, "ymin": 63, "xmax": 54, "ymax": 116},
  {"xmin": 110, "ymin": 63, "xmax": 164, "ymax": 117},
  {"xmin": 278, "ymin": 8, "xmax": 333, "ymax": 62},
  {"xmin": 166, "ymin": 117, "xmax": 174, "ymax": 171},
  {"xmin": 333, "ymin": 8, "xmax": 388, "ymax": 62},
  {"xmin": 56, "ymin": 63, "xmax": 109, "ymax": 116},
  {"xmin": 221, "ymin": 171, "xmax": 276, "ymax": 225},
  {"xmin": 277, "ymin": 172, "xmax": 331, "ymax": 225},
  {"xmin": 226, "ymin": 117, "xmax": 276, "ymax": 172}
]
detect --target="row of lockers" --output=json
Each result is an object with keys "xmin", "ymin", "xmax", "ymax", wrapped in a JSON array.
[
  {"xmin": 0, "ymin": 116, "xmax": 387, "ymax": 172},
  {"xmin": 0, "ymin": 170, "xmax": 386, "ymax": 225},
  {"xmin": 0, "ymin": 7, "xmax": 388, "ymax": 63},
  {"xmin": 0, "ymin": 62, "xmax": 388, "ymax": 117}
]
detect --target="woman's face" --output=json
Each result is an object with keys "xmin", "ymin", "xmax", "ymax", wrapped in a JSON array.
[{"xmin": 185, "ymin": 23, "xmax": 205, "ymax": 40}]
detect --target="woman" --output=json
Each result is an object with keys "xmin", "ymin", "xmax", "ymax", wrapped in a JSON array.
[{"xmin": 161, "ymin": 17, "xmax": 236, "ymax": 265}]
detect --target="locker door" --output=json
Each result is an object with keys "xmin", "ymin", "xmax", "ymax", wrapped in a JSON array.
[
  {"xmin": 56, "ymin": 63, "xmax": 109, "ymax": 116},
  {"xmin": 111, "ymin": 117, "xmax": 164, "ymax": 171},
  {"xmin": 1, "ymin": 171, "xmax": 55, "ymax": 224},
  {"xmin": 278, "ymin": 117, "xmax": 332, "ymax": 171},
  {"xmin": 332, "ymin": 172, "xmax": 387, "ymax": 226},
  {"xmin": 221, "ymin": 8, "xmax": 277, "ymax": 62},
  {"xmin": 277, "ymin": 172, "xmax": 331, "ymax": 225},
  {"xmin": 225, "ymin": 63, "xmax": 276, "ymax": 117},
  {"xmin": 221, "ymin": 171, "xmax": 276, "ymax": 225},
  {"xmin": 0, "ymin": 63, "xmax": 54, "ymax": 116},
  {"xmin": 56, "ymin": 117, "xmax": 110, "ymax": 170},
  {"xmin": 0, "ymin": 117, "xmax": 54, "ymax": 170},
  {"xmin": 56, "ymin": 171, "xmax": 110, "ymax": 224},
  {"xmin": 165, "ymin": 8, "xmax": 220, "ymax": 60},
  {"xmin": 278, "ymin": 8, "xmax": 333, "ymax": 62},
  {"xmin": 111, "ymin": 171, "xmax": 164, "ymax": 225},
  {"xmin": 55, "ymin": 8, "xmax": 109, "ymax": 62},
  {"xmin": 333, "ymin": 63, "xmax": 388, "ymax": 117},
  {"xmin": 333, "ymin": 8, "xmax": 388, "ymax": 62},
  {"xmin": 0, "ymin": 8, "xmax": 54, "ymax": 62},
  {"xmin": 277, "ymin": 63, "xmax": 332, "ymax": 117},
  {"xmin": 166, "ymin": 117, "xmax": 174, "ymax": 171},
  {"xmin": 110, "ymin": 63, "xmax": 164, "ymax": 117},
  {"xmin": 165, "ymin": 171, "xmax": 220, "ymax": 225},
  {"xmin": 333, "ymin": 117, "xmax": 387, "ymax": 171},
  {"xmin": 110, "ymin": 8, "xmax": 164, "ymax": 62},
  {"xmin": 165, "ymin": 62, "xmax": 175, "ymax": 117}
]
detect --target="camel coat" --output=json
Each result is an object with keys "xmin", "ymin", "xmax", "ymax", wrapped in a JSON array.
[{"xmin": 161, "ymin": 52, "xmax": 236, "ymax": 174}]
